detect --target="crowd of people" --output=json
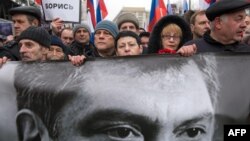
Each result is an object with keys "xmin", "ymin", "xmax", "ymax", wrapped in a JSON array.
[
  {"xmin": 0, "ymin": 0, "xmax": 249, "ymax": 66},
  {"xmin": 0, "ymin": 1, "xmax": 250, "ymax": 66}
]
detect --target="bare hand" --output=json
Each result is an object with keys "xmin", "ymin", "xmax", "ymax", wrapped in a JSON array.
[
  {"xmin": 0, "ymin": 57, "xmax": 9, "ymax": 68},
  {"xmin": 4, "ymin": 35, "xmax": 14, "ymax": 44},
  {"xmin": 68, "ymin": 55, "xmax": 86, "ymax": 66},
  {"xmin": 177, "ymin": 44, "xmax": 197, "ymax": 57},
  {"xmin": 51, "ymin": 18, "xmax": 64, "ymax": 36}
]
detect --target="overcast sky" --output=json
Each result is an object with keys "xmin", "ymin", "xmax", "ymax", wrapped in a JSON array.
[
  {"xmin": 103, "ymin": 0, "xmax": 182, "ymax": 20},
  {"xmin": 102, "ymin": 0, "xmax": 204, "ymax": 20}
]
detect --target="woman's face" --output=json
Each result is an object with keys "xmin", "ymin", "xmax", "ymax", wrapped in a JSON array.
[{"xmin": 161, "ymin": 26, "xmax": 182, "ymax": 51}]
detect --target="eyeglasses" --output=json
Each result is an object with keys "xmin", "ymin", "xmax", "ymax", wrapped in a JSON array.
[{"xmin": 161, "ymin": 35, "xmax": 181, "ymax": 41}]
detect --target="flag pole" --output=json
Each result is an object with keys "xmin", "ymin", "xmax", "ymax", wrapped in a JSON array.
[{"xmin": 189, "ymin": 0, "xmax": 191, "ymax": 10}]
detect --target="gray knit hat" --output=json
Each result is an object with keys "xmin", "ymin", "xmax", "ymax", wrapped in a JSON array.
[
  {"xmin": 73, "ymin": 23, "xmax": 91, "ymax": 36},
  {"xmin": 116, "ymin": 13, "xmax": 139, "ymax": 29},
  {"xmin": 17, "ymin": 26, "xmax": 51, "ymax": 48},
  {"xmin": 95, "ymin": 20, "xmax": 119, "ymax": 38}
]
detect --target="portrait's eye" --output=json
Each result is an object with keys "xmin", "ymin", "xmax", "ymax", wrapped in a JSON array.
[
  {"xmin": 185, "ymin": 127, "xmax": 205, "ymax": 138},
  {"xmin": 176, "ymin": 126, "xmax": 207, "ymax": 140},
  {"xmin": 102, "ymin": 125, "xmax": 143, "ymax": 140}
]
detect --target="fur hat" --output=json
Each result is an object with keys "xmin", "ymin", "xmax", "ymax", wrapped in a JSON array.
[
  {"xmin": 206, "ymin": 0, "xmax": 250, "ymax": 21},
  {"xmin": 9, "ymin": 6, "xmax": 41, "ymax": 21},
  {"xmin": 17, "ymin": 26, "xmax": 51, "ymax": 48},
  {"xmin": 95, "ymin": 20, "xmax": 119, "ymax": 38},
  {"xmin": 116, "ymin": 13, "xmax": 139, "ymax": 29}
]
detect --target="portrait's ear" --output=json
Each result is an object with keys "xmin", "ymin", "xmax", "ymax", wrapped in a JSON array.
[{"xmin": 16, "ymin": 109, "xmax": 50, "ymax": 141}]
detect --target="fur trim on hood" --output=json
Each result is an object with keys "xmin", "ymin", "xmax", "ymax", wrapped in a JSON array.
[{"xmin": 148, "ymin": 15, "xmax": 192, "ymax": 54}]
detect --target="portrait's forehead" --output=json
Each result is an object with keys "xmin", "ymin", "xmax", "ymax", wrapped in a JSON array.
[
  {"xmin": 61, "ymin": 58, "xmax": 214, "ymax": 128},
  {"xmin": 82, "ymin": 59, "xmax": 207, "ymax": 95}
]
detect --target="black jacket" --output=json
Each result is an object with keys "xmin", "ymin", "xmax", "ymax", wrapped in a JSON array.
[
  {"xmin": 70, "ymin": 41, "xmax": 95, "ymax": 57},
  {"xmin": 0, "ymin": 40, "xmax": 20, "ymax": 61},
  {"xmin": 184, "ymin": 31, "xmax": 250, "ymax": 52}
]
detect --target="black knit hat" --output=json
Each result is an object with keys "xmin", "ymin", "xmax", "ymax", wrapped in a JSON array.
[
  {"xmin": 51, "ymin": 35, "xmax": 69, "ymax": 55},
  {"xmin": 9, "ymin": 6, "xmax": 41, "ymax": 22},
  {"xmin": 206, "ymin": 0, "xmax": 250, "ymax": 21},
  {"xmin": 17, "ymin": 26, "xmax": 51, "ymax": 48},
  {"xmin": 115, "ymin": 31, "xmax": 141, "ymax": 49}
]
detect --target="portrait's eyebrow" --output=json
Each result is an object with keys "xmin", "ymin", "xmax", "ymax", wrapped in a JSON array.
[
  {"xmin": 173, "ymin": 112, "xmax": 213, "ymax": 134},
  {"xmin": 78, "ymin": 109, "xmax": 159, "ymax": 138}
]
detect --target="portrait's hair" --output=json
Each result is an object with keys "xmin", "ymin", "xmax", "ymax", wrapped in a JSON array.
[
  {"xmin": 115, "ymin": 31, "xmax": 141, "ymax": 48},
  {"xmin": 14, "ymin": 55, "xmax": 219, "ymax": 139},
  {"xmin": 194, "ymin": 55, "xmax": 220, "ymax": 107},
  {"xmin": 190, "ymin": 10, "xmax": 206, "ymax": 25}
]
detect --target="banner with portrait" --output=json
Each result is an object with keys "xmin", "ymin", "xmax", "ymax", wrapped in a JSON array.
[{"xmin": 0, "ymin": 53, "xmax": 250, "ymax": 141}]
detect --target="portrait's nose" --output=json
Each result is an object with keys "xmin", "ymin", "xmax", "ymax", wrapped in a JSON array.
[{"xmin": 154, "ymin": 130, "xmax": 172, "ymax": 141}]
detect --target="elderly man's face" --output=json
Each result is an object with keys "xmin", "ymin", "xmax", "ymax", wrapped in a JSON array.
[
  {"xmin": 221, "ymin": 10, "xmax": 247, "ymax": 43},
  {"xmin": 47, "ymin": 45, "xmax": 65, "ymax": 60},
  {"xmin": 55, "ymin": 61, "xmax": 215, "ymax": 141},
  {"xmin": 18, "ymin": 39, "xmax": 48, "ymax": 61}
]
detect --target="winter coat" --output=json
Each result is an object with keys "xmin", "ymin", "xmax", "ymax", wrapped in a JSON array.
[
  {"xmin": 70, "ymin": 41, "xmax": 95, "ymax": 57},
  {"xmin": 0, "ymin": 40, "xmax": 20, "ymax": 60},
  {"xmin": 184, "ymin": 31, "xmax": 250, "ymax": 52}
]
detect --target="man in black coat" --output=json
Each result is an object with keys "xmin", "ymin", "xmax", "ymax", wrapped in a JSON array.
[
  {"xmin": 0, "ymin": 6, "xmax": 41, "ymax": 64},
  {"xmin": 184, "ymin": 0, "xmax": 250, "ymax": 52}
]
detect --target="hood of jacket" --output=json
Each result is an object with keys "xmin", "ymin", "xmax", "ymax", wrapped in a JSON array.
[{"xmin": 148, "ymin": 15, "xmax": 192, "ymax": 53}]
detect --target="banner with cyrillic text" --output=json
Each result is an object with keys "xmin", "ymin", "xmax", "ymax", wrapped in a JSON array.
[{"xmin": 41, "ymin": 0, "xmax": 81, "ymax": 23}]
